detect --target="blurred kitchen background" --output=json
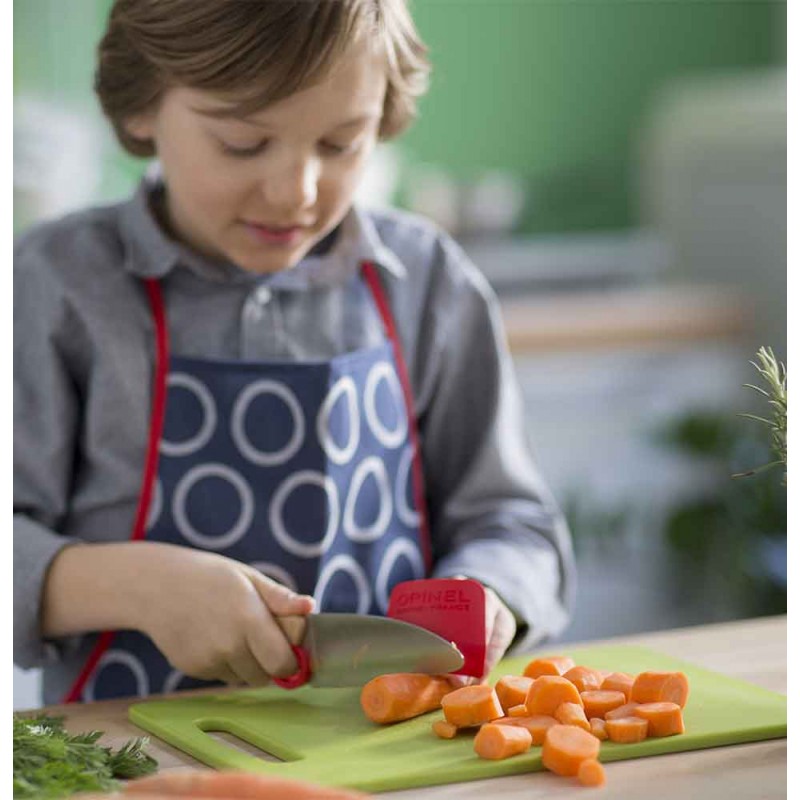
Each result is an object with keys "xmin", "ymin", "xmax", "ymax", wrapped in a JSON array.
[{"xmin": 14, "ymin": 1, "xmax": 786, "ymax": 707}]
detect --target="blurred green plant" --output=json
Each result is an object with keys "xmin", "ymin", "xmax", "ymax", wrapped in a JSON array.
[{"xmin": 732, "ymin": 347, "xmax": 787, "ymax": 486}]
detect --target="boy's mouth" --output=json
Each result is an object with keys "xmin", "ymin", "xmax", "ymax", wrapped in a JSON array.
[{"xmin": 243, "ymin": 221, "xmax": 307, "ymax": 246}]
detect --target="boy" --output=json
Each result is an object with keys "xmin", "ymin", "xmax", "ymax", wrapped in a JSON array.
[{"xmin": 14, "ymin": 0, "xmax": 575, "ymax": 704}]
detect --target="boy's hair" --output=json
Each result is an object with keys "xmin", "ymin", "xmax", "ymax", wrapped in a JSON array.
[{"xmin": 96, "ymin": 0, "xmax": 431, "ymax": 157}]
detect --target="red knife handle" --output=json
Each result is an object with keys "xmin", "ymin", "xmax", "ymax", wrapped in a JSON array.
[{"xmin": 273, "ymin": 644, "xmax": 312, "ymax": 689}]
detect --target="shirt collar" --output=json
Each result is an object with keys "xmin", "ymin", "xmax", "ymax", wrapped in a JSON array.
[{"xmin": 119, "ymin": 168, "xmax": 407, "ymax": 288}]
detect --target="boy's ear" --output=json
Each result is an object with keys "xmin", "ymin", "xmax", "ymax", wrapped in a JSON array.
[{"xmin": 123, "ymin": 111, "xmax": 155, "ymax": 143}]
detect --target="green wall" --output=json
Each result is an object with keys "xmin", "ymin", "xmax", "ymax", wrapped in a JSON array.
[
  {"xmin": 403, "ymin": 0, "xmax": 784, "ymax": 231},
  {"xmin": 14, "ymin": 0, "xmax": 785, "ymax": 232}
]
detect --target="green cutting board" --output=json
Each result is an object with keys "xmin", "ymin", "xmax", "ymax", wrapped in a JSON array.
[{"xmin": 129, "ymin": 644, "xmax": 787, "ymax": 793}]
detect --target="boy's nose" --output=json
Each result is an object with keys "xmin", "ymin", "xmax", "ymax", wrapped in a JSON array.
[{"xmin": 261, "ymin": 156, "xmax": 319, "ymax": 214}]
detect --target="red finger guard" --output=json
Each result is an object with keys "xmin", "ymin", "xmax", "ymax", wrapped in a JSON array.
[
  {"xmin": 387, "ymin": 578, "xmax": 486, "ymax": 677},
  {"xmin": 273, "ymin": 644, "xmax": 312, "ymax": 689}
]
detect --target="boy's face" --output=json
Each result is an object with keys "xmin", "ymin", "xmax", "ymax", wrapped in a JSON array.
[{"xmin": 127, "ymin": 39, "xmax": 387, "ymax": 273}]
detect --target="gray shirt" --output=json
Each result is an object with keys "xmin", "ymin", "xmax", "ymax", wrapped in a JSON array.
[{"xmin": 14, "ymin": 174, "xmax": 575, "ymax": 704}]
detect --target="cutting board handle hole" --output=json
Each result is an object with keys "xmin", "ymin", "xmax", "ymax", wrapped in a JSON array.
[{"xmin": 204, "ymin": 730, "xmax": 285, "ymax": 763}]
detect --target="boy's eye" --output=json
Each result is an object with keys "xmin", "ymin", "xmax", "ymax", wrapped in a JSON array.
[
  {"xmin": 319, "ymin": 140, "xmax": 357, "ymax": 156},
  {"xmin": 219, "ymin": 139, "xmax": 269, "ymax": 158}
]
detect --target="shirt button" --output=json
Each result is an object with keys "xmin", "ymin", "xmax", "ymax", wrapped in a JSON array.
[{"xmin": 255, "ymin": 286, "xmax": 272, "ymax": 305}]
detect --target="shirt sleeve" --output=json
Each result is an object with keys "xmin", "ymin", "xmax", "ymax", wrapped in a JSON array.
[
  {"xmin": 417, "ymin": 234, "xmax": 577, "ymax": 653},
  {"xmin": 14, "ymin": 235, "xmax": 84, "ymax": 669}
]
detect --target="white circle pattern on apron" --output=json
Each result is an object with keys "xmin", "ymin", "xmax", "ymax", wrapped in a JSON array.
[
  {"xmin": 316, "ymin": 376, "xmax": 360, "ymax": 465},
  {"xmin": 364, "ymin": 361, "xmax": 407, "ymax": 448},
  {"xmin": 160, "ymin": 373, "xmax": 217, "ymax": 456},
  {"xmin": 343, "ymin": 456, "xmax": 393, "ymax": 543},
  {"xmin": 269, "ymin": 470, "xmax": 340, "ymax": 558},
  {"xmin": 376, "ymin": 537, "xmax": 426, "ymax": 613},
  {"xmin": 172, "ymin": 463, "xmax": 254, "ymax": 550},
  {"xmin": 231, "ymin": 379, "xmax": 305, "ymax": 466},
  {"xmin": 83, "ymin": 649, "xmax": 149, "ymax": 702},
  {"xmin": 394, "ymin": 444, "xmax": 421, "ymax": 527},
  {"xmin": 314, "ymin": 554, "xmax": 371, "ymax": 614},
  {"xmin": 146, "ymin": 477, "xmax": 163, "ymax": 532}
]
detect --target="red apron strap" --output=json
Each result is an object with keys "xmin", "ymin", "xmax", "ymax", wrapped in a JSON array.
[
  {"xmin": 62, "ymin": 278, "xmax": 170, "ymax": 703},
  {"xmin": 361, "ymin": 261, "xmax": 433, "ymax": 573}
]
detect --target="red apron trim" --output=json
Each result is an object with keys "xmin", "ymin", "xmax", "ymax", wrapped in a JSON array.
[
  {"xmin": 361, "ymin": 261, "xmax": 433, "ymax": 573},
  {"xmin": 62, "ymin": 279, "xmax": 170, "ymax": 703}
]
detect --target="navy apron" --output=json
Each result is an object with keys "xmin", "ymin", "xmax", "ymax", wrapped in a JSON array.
[{"xmin": 64, "ymin": 262, "xmax": 431, "ymax": 702}]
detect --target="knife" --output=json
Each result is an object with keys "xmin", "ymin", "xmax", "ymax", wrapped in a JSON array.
[{"xmin": 272, "ymin": 613, "xmax": 464, "ymax": 689}]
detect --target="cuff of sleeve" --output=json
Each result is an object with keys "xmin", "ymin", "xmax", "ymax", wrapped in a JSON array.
[
  {"xmin": 431, "ymin": 535, "xmax": 572, "ymax": 654},
  {"xmin": 14, "ymin": 514, "xmax": 83, "ymax": 669}
]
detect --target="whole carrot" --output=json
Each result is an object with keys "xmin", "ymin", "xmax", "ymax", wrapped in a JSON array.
[{"xmin": 360, "ymin": 673, "xmax": 453, "ymax": 724}]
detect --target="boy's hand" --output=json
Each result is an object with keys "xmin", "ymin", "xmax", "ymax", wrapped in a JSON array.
[
  {"xmin": 442, "ymin": 577, "xmax": 517, "ymax": 688},
  {"xmin": 137, "ymin": 545, "xmax": 314, "ymax": 687}
]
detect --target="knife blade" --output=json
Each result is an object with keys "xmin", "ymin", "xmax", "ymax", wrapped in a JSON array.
[{"xmin": 275, "ymin": 613, "xmax": 464, "ymax": 688}]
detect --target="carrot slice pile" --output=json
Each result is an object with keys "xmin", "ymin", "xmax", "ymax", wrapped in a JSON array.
[
  {"xmin": 541, "ymin": 724, "xmax": 601, "ymax": 776},
  {"xmin": 474, "ymin": 723, "xmax": 533, "ymax": 760},
  {"xmin": 526, "ymin": 675, "xmax": 584, "ymax": 716},
  {"xmin": 578, "ymin": 758, "xmax": 607, "ymax": 787},
  {"xmin": 523, "ymin": 655, "xmax": 575, "ymax": 678},
  {"xmin": 580, "ymin": 690, "xmax": 627, "ymax": 719},
  {"xmin": 601, "ymin": 671, "xmax": 634, "ymax": 701},
  {"xmin": 360, "ymin": 673, "xmax": 453, "ymax": 724},
  {"xmin": 563, "ymin": 666, "xmax": 604, "ymax": 693},
  {"xmin": 589, "ymin": 717, "xmax": 608, "ymax": 741},
  {"xmin": 441, "ymin": 683, "xmax": 504, "ymax": 728},
  {"xmin": 554, "ymin": 702, "xmax": 591, "ymax": 732},
  {"xmin": 633, "ymin": 702, "xmax": 685, "ymax": 737},
  {"xmin": 631, "ymin": 671, "xmax": 690, "ymax": 708},
  {"xmin": 491, "ymin": 714, "xmax": 558, "ymax": 745},
  {"xmin": 604, "ymin": 701, "xmax": 642, "ymax": 721},
  {"xmin": 508, "ymin": 704, "xmax": 529, "ymax": 717},
  {"xmin": 494, "ymin": 675, "xmax": 534, "ymax": 713},
  {"xmin": 605, "ymin": 716, "xmax": 649, "ymax": 744},
  {"xmin": 432, "ymin": 719, "xmax": 459, "ymax": 739}
]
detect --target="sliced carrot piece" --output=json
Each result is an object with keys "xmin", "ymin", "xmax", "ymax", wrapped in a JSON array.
[
  {"xmin": 633, "ymin": 702, "xmax": 685, "ymax": 737},
  {"xmin": 360, "ymin": 673, "xmax": 453, "ymax": 724},
  {"xmin": 601, "ymin": 671, "xmax": 635, "ymax": 701},
  {"xmin": 554, "ymin": 701, "xmax": 591, "ymax": 732},
  {"xmin": 631, "ymin": 671, "xmax": 690, "ymax": 708},
  {"xmin": 491, "ymin": 714, "xmax": 558, "ymax": 745},
  {"xmin": 432, "ymin": 719, "xmax": 459, "ymax": 739},
  {"xmin": 508, "ymin": 704, "xmax": 529, "ymax": 717},
  {"xmin": 605, "ymin": 701, "xmax": 642, "ymax": 721},
  {"xmin": 526, "ymin": 675, "xmax": 583, "ymax": 716},
  {"xmin": 605, "ymin": 716, "xmax": 649, "ymax": 743},
  {"xmin": 124, "ymin": 770, "xmax": 369, "ymax": 797},
  {"xmin": 441, "ymin": 683, "xmax": 504, "ymax": 727},
  {"xmin": 562, "ymin": 666, "xmax": 604, "ymax": 693},
  {"xmin": 474, "ymin": 723, "xmax": 533, "ymax": 760},
  {"xmin": 580, "ymin": 690, "xmax": 627, "ymax": 719},
  {"xmin": 589, "ymin": 717, "xmax": 608, "ymax": 741},
  {"xmin": 494, "ymin": 675, "xmax": 534, "ymax": 713},
  {"xmin": 541, "ymin": 724, "xmax": 601, "ymax": 776},
  {"xmin": 523, "ymin": 655, "xmax": 575, "ymax": 678},
  {"xmin": 578, "ymin": 758, "xmax": 607, "ymax": 787}
]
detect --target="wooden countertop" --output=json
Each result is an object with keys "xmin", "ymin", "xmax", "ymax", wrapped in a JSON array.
[
  {"xmin": 29, "ymin": 615, "xmax": 786, "ymax": 799},
  {"xmin": 500, "ymin": 284, "xmax": 754, "ymax": 353}
]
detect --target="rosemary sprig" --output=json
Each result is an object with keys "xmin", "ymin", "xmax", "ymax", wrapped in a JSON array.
[{"xmin": 733, "ymin": 346, "xmax": 787, "ymax": 485}]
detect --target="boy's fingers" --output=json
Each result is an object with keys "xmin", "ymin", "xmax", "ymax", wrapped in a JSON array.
[
  {"xmin": 227, "ymin": 648, "xmax": 273, "ymax": 687},
  {"xmin": 247, "ymin": 611, "xmax": 301, "ymax": 678},
  {"xmin": 248, "ymin": 571, "xmax": 315, "ymax": 616}
]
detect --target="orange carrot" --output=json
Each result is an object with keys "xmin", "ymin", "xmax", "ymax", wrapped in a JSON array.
[
  {"xmin": 541, "ymin": 724, "xmax": 600, "ymax": 777},
  {"xmin": 523, "ymin": 655, "xmax": 575, "ymax": 678},
  {"xmin": 631, "ymin": 671, "xmax": 690, "ymax": 708},
  {"xmin": 578, "ymin": 758, "xmax": 607, "ymax": 787},
  {"xmin": 441, "ymin": 683, "xmax": 504, "ymax": 727},
  {"xmin": 605, "ymin": 716, "xmax": 649, "ymax": 744},
  {"xmin": 124, "ymin": 770, "xmax": 369, "ymax": 797},
  {"xmin": 554, "ymin": 702, "xmax": 591, "ymax": 732},
  {"xmin": 562, "ymin": 666, "xmax": 603, "ymax": 693},
  {"xmin": 360, "ymin": 673, "xmax": 453, "ymax": 724},
  {"xmin": 494, "ymin": 675, "xmax": 534, "ymax": 713},
  {"xmin": 589, "ymin": 717, "xmax": 608, "ymax": 741},
  {"xmin": 605, "ymin": 701, "xmax": 642, "ymax": 721},
  {"xmin": 432, "ymin": 719, "xmax": 459, "ymax": 739},
  {"xmin": 508, "ymin": 703, "xmax": 529, "ymax": 717},
  {"xmin": 526, "ymin": 675, "xmax": 583, "ymax": 716},
  {"xmin": 491, "ymin": 714, "xmax": 558, "ymax": 745},
  {"xmin": 474, "ymin": 723, "xmax": 533, "ymax": 760},
  {"xmin": 601, "ymin": 671, "xmax": 635, "ymax": 701},
  {"xmin": 580, "ymin": 690, "xmax": 627, "ymax": 719},
  {"xmin": 633, "ymin": 702, "xmax": 685, "ymax": 737}
]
